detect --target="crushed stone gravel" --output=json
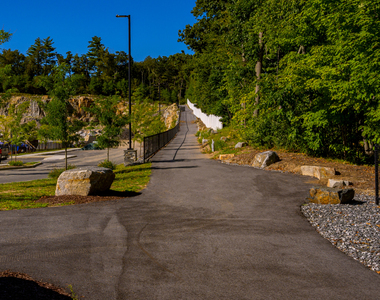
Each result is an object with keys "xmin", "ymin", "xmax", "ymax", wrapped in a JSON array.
[{"xmin": 301, "ymin": 193, "xmax": 380, "ymax": 274}]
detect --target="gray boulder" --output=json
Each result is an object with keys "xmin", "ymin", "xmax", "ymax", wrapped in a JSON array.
[
  {"xmin": 252, "ymin": 151, "xmax": 280, "ymax": 169},
  {"xmin": 56, "ymin": 166, "xmax": 115, "ymax": 196},
  {"xmin": 235, "ymin": 142, "xmax": 247, "ymax": 149}
]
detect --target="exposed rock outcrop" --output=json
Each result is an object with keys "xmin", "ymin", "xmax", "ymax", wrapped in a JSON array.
[
  {"xmin": 0, "ymin": 95, "xmax": 98, "ymax": 126},
  {"xmin": 0, "ymin": 96, "xmax": 47, "ymax": 125},
  {"xmin": 162, "ymin": 103, "xmax": 179, "ymax": 129}
]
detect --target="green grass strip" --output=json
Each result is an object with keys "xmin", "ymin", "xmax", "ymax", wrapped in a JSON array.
[{"xmin": 0, "ymin": 162, "xmax": 152, "ymax": 211}]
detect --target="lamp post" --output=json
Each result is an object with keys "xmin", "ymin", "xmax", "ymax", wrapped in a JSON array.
[{"xmin": 116, "ymin": 14, "xmax": 132, "ymax": 151}]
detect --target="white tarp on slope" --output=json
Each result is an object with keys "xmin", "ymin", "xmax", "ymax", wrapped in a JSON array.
[{"xmin": 187, "ymin": 99, "xmax": 223, "ymax": 131}]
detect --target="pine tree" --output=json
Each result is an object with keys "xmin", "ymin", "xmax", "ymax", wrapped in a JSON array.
[{"xmin": 0, "ymin": 29, "xmax": 12, "ymax": 46}]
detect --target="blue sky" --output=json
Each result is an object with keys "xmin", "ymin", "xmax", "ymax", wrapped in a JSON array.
[{"xmin": 1, "ymin": 0, "xmax": 196, "ymax": 62}]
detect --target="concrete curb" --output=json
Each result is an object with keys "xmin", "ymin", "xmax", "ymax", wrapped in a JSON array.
[
  {"xmin": 0, "ymin": 162, "xmax": 43, "ymax": 171},
  {"xmin": 16, "ymin": 148, "xmax": 81, "ymax": 158}
]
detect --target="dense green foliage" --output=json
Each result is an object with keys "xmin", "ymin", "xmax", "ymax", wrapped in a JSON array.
[
  {"xmin": 40, "ymin": 64, "xmax": 84, "ymax": 169},
  {"xmin": 0, "ymin": 35, "xmax": 192, "ymax": 104},
  {"xmin": 2, "ymin": 0, "xmax": 379, "ymax": 164},
  {"xmin": 180, "ymin": 0, "xmax": 380, "ymax": 163},
  {"xmin": 87, "ymin": 95, "xmax": 129, "ymax": 161}
]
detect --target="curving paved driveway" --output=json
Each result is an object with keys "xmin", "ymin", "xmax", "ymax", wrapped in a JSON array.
[
  {"xmin": 0, "ymin": 106, "xmax": 380, "ymax": 299},
  {"xmin": 0, "ymin": 147, "xmax": 128, "ymax": 184}
]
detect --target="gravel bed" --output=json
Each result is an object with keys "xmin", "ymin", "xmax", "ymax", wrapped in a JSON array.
[{"xmin": 301, "ymin": 193, "xmax": 380, "ymax": 274}]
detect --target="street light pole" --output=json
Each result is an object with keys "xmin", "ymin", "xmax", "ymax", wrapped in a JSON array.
[{"xmin": 116, "ymin": 14, "xmax": 132, "ymax": 150}]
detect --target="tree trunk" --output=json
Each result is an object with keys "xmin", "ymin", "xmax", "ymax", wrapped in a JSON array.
[
  {"xmin": 241, "ymin": 44, "xmax": 247, "ymax": 126},
  {"xmin": 65, "ymin": 144, "xmax": 68, "ymax": 170},
  {"xmin": 107, "ymin": 147, "xmax": 110, "ymax": 161},
  {"xmin": 297, "ymin": 45, "xmax": 305, "ymax": 54},
  {"xmin": 254, "ymin": 32, "xmax": 264, "ymax": 117},
  {"xmin": 364, "ymin": 138, "xmax": 374, "ymax": 156},
  {"xmin": 277, "ymin": 46, "xmax": 280, "ymax": 76}
]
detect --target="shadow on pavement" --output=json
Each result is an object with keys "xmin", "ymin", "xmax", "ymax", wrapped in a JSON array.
[
  {"xmin": 151, "ymin": 166, "xmax": 198, "ymax": 170},
  {"xmin": 0, "ymin": 278, "xmax": 71, "ymax": 300},
  {"xmin": 150, "ymin": 159, "xmax": 186, "ymax": 163},
  {"xmin": 97, "ymin": 190, "xmax": 142, "ymax": 197}
]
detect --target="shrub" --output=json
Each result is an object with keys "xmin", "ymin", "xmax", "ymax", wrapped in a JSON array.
[
  {"xmin": 9, "ymin": 160, "xmax": 24, "ymax": 166},
  {"xmin": 214, "ymin": 140, "xmax": 227, "ymax": 151},
  {"xmin": 98, "ymin": 160, "xmax": 117, "ymax": 170},
  {"xmin": 48, "ymin": 164, "xmax": 76, "ymax": 179}
]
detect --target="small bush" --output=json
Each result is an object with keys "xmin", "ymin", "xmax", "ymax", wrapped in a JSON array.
[
  {"xmin": 9, "ymin": 160, "xmax": 24, "ymax": 166},
  {"xmin": 214, "ymin": 140, "xmax": 227, "ymax": 151},
  {"xmin": 98, "ymin": 160, "xmax": 117, "ymax": 170},
  {"xmin": 48, "ymin": 164, "xmax": 76, "ymax": 179}
]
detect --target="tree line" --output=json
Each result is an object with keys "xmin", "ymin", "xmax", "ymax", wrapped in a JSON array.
[
  {"xmin": 0, "ymin": 31, "xmax": 192, "ymax": 105},
  {"xmin": 0, "ymin": 29, "xmax": 182, "ymax": 167},
  {"xmin": 179, "ymin": 0, "xmax": 380, "ymax": 163}
]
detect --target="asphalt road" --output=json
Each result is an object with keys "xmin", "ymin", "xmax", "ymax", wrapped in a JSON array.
[
  {"xmin": 0, "ymin": 147, "xmax": 131, "ymax": 184},
  {"xmin": 0, "ymin": 106, "xmax": 380, "ymax": 299}
]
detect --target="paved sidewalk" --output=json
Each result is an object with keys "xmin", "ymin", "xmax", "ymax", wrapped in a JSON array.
[{"xmin": 0, "ymin": 106, "xmax": 380, "ymax": 299}]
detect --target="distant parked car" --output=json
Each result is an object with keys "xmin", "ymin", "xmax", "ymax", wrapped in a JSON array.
[
  {"xmin": 0, "ymin": 144, "xmax": 9, "ymax": 160},
  {"xmin": 81, "ymin": 143, "xmax": 102, "ymax": 150}
]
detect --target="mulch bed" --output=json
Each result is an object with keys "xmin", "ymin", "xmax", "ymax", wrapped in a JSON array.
[
  {"xmin": 36, "ymin": 190, "xmax": 142, "ymax": 206},
  {"xmin": 223, "ymin": 146, "xmax": 376, "ymax": 195},
  {"xmin": 36, "ymin": 195, "xmax": 125, "ymax": 205}
]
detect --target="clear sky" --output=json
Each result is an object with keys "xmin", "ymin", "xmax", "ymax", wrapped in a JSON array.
[{"xmin": 1, "ymin": 0, "xmax": 196, "ymax": 62}]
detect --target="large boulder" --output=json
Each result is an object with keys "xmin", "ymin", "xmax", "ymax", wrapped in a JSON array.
[
  {"xmin": 301, "ymin": 166, "xmax": 336, "ymax": 180},
  {"xmin": 252, "ymin": 151, "xmax": 280, "ymax": 169},
  {"xmin": 307, "ymin": 187, "xmax": 355, "ymax": 204},
  {"xmin": 56, "ymin": 167, "xmax": 115, "ymax": 196}
]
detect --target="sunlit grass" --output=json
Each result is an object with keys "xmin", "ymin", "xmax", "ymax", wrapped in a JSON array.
[
  {"xmin": 0, "ymin": 162, "xmax": 152, "ymax": 210},
  {"xmin": 111, "ymin": 163, "xmax": 151, "ymax": 192}
]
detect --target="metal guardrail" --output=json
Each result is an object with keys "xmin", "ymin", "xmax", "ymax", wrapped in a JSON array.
[{"xmin": 143, "ymin": 112, "xmax": 181, "ymax": 163}]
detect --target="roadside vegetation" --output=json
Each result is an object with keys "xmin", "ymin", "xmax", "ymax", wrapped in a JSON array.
[
  {"xmin": 0, "ymin": 162, "xmax": 151, "ymax": 211},
  {"xmin": 0, "ymin": 161, "xmax": 40, "ymax": 168},
  {"xmin": 180, "ymin": 0, "xmax": 380, "ymax": 165},
  {"xmin": 2, "ymin": 0, "xmax": 380, "ymax": 167}
]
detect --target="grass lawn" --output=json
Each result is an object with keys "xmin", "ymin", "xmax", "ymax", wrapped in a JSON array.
[{"xmin": 0, "ymin": 163, "xmax": 151, "ymax": 211}]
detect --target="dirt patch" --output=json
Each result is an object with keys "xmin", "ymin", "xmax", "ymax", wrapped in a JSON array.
[{"xmin": 222, "ymin": 146, "xmax": 376, "ymax": 195}]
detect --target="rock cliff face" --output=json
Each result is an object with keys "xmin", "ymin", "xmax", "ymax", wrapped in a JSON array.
[
  {"xmin": 162, "ymin": 103, "xmax": 179, "ymax": 129},
  {"xmin": 0, "ymin": 95, "xmax": 178, "ymax": 130},
  {"xmin": 0, "ymin": 96, "xmax": 47, "ymax": 125},
  {"xmin": 0, "ymin": 95, "xmax": 99, "ymax": 126}
]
